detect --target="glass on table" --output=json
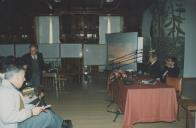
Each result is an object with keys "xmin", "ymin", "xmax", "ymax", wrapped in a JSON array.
[{"xmin": 137, "ymin": 79, "xmax": 142, "ymax": 87}]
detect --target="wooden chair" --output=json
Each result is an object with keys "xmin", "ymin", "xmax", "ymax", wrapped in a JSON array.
[
  {"xmin": 166, "ymin": 76, "xmax": 182, "ymax": 120},
  {"xmin": 56, "ymin": 73, "xmax": 67, "ymax": 91},
  {"xmin": 42, "ymin": 72, "xmax": 57, "ymax": 89},
  {"xmin": 182, "ymin": 100, "xmax": 196, "ymax": 128}
]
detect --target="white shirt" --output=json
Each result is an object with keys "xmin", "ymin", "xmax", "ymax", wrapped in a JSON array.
[{"xmin": 31, "ymin": 54, "xmax": 37, "ymax": 60}]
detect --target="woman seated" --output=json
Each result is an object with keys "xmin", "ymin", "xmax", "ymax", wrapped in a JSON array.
[{"xmin": 161, "ymin": 56, "xmax": 180, "ymax": 82}]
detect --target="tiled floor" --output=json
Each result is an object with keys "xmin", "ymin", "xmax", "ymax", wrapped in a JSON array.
[{"xmin": 44, "ymin": 74, "xmax": 187, "ymax": 128}]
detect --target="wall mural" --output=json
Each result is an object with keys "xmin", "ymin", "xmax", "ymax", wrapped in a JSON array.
[{"xmin": 149, "ymin": 0, "xmax": 185, "ymax": 75}]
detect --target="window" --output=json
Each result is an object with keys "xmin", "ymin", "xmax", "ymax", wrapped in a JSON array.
[
  {"xmin": 99, "ymin": 16, "xmax": 123, "ymax": 44},
  {"xmin": 35, "ymin": 16, "xmax": 60, "ymax": 44}
]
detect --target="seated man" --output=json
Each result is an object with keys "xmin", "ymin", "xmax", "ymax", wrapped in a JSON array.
[
  {"xmin": 146, "ymin": 53, "xmax": 161, "ymax": 79},
  {"xmin": 0, "ymin": 64, "xmax": 71, "ymax": 128}
]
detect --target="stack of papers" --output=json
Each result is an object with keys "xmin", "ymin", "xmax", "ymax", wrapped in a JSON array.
[{"xmin": 141, "ymin": 79, "xmax": 156, "ymax": 85}]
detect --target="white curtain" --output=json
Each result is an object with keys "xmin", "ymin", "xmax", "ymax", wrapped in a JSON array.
[
  {"xmin": 99, "ymin": 16, "xmax": 123, "ymax": 44},
  {"xmin": 35, "ymin": 16, "xmax": 60, "ymax": 44}
]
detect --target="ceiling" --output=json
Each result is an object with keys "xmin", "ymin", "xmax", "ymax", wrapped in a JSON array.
[{"xmin": 0, "ymin": 0, "xmax": 155, "ymax": 15}]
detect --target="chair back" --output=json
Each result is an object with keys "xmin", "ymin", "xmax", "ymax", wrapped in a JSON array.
[
  {"xmin": 182, "ymin": 78, "xmax": 196, "ymax": 100},
  {"xmin": 57, "ymin": 73, "xmax": 66, "ymax": 80},
  {"xmin": 166, "ymin": 76, "xmax": 182, "ymax": 94}
]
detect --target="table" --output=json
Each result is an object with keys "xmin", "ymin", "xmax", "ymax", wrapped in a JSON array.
[{"xmin": 109, "ymin": 77, "xmax": 178, "ymax": 128}]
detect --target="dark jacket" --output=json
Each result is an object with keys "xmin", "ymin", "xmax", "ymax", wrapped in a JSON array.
[
  {"xmin": 22, "ymin": 52, "xmax": 44, "ymax": 81},
  {"xmin": 148, "ymin": 60, "xmax": 161, "ymax": 79},
  {"xmin": 167, "ymin": 66, "xmax": 180, "ymax": 77},
  {"xmin": 161, "ymin": 66, "xmax": 180, "ymax": 82}
]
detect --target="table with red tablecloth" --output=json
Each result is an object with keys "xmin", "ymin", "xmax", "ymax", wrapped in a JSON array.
[{"xmin": 108, "ymin": 78, "xmax": 178, "ymax": 128}]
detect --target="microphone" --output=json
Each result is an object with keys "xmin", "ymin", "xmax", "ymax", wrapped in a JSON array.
[{"xmin": 162, "ymin": 70, "xmax": 168, "ymax": 79}]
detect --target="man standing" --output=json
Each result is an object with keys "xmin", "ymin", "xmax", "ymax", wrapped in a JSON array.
[
  {"xmin": 22, "ymin": 44, "xmax": 44, "ymax": 87},
  {"xmin": 0, "ymin": 64, "xmax": 67, "ymax": 128}
]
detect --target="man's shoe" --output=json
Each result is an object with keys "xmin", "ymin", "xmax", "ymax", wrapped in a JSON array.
[{"xmin": 62, "ymin": 120, "xmax": 73, "ymax": 128}]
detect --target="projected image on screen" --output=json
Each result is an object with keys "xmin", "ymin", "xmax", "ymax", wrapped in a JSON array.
[
  {"xmin": 108, "ymin": 43, "xmax": 135, "ymax": 64},
  {"xmin": 106, "ymin": 32, "xmax": 138, "ymax": 70}
]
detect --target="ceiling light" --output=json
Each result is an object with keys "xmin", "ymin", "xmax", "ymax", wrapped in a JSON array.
[
  {"xmin": 54, "ymin": 0, "xmax": 61, "ymax": 3},
  {"xmin": 106, "ymin": 0, "xmax": 113, "ymax": 3}
]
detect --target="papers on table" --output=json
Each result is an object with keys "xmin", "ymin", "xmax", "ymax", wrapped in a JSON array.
[{"xmin": 141, "ymin": 79, "xmax": 157, "ymax": 85}]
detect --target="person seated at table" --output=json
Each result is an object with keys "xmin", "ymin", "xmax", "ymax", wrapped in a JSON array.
[
  {"xmin": 0, "ymin": 64, "xmax": 71, "ymax": 128},
  {"xmin": 161, "ymin": 56, "xmax": 180, "ymax": 82},
  {"xmin": 147, "ymin": 53, "xmax": 161, "ymax": 79}
]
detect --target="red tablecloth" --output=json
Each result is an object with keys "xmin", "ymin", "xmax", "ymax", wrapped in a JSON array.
[{"xmin": 110, "ymin": 80, "xmax": 178, "ymax": 128}]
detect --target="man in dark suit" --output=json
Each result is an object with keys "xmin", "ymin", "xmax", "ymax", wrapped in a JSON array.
[
  {"xmin": 22, "ymin": 44, "xmax": 44, "ymax": 87},
  {"xmin": 147, "ymin": 53, "xmax": 161, "ymax": 79}
]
